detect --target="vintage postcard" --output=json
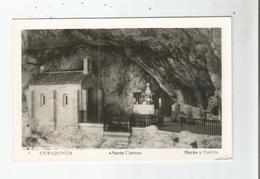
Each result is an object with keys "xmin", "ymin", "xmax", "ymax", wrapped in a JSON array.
[{"xmin": 13, "ymin": 17, "xmax": 232, "ymax": 162}]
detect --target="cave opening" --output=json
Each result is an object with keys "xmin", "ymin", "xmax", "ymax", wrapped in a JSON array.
[{"xmin": 212, "ymin": 105, "xmax": 219, "ymax": 116}]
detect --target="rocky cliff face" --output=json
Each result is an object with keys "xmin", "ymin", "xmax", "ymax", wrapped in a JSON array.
[{"xmin": 22, "ymin": 28, "xmax": 221, "ymax": 112}]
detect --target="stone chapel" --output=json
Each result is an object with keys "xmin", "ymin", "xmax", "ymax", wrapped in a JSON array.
[{"xmin": 27, "ymin": 57, "xmax": 103, "ymax": 130}]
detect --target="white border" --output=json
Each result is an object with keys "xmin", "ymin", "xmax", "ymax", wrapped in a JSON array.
[{"xmin": 12, "ymin": 17, "xmax": 232, "ymax": 162}]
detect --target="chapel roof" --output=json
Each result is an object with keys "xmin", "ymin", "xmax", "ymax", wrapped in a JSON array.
[{"xmin": 30, "ymin": 71, "xmax": 94, "ymax": 85}]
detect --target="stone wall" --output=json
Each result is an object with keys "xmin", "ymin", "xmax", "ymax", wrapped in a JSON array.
[
  {"xmin": 28, "ymin": 84, "xmax": 81, "ymax": 130},
  {"xmin": 171, "ymin": 103, "xmax": 204, "ymax": 119}
]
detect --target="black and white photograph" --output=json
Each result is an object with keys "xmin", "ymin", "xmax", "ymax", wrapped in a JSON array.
[
  {"xmin": 13, "ymin": 18, "xmax": 232, "ymax": 161},
  {"xmin": 1, "ymin": 0, "xmax": 256, "ymax": 178},
  {"xmin": 22, "ymin": 27, "xmax": 223, "ymax": 150}
]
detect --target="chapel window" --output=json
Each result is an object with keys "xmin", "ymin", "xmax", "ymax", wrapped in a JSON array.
[
  {"xmin": 40, "ymin": 94, "xmax": 46, "ymax": 107},
  {"xmin": 63, "ymin": 94, "xmax": 68, "ymax": 106}
]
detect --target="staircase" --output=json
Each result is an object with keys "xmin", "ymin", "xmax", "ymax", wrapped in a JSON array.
[{"xmin": 103, "ymin": 131, "xmax": 131, "ymax": 146}]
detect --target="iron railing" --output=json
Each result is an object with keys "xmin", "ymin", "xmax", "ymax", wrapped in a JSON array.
[
  {"xmin": 158, "ymin": 118, "xmax": 222, "ymax": 135},
  {"xmin": 103, "ymin": 114, "xmax": 131, "ymax": 132},
  {"xmin": 130, "ymin": 113, "xmax": 163, "ymax": 127},
  {"xmin": 103, "ymin": 112, "xmax": 221, "ymax": 136}
]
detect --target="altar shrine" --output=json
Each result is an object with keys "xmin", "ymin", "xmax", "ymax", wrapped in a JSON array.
[{"xmin": 133, "ymin": 82, "xmax": 156, "ymax": 115}]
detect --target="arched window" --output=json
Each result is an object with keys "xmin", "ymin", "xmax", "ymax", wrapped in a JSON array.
[
  {"xmin": 88, "ymin": 58, "xmax": 92, "ymax": 73},
  {"xmin": 83, "ymin": 56, "xmax": 92, "ymax": 74},
  {"xmin": 63, "ymin": 94, "xmax": 68, "ymax": 106},
  {"xmin": 40, "ymin": 94, "xmax": 46, "ymax": 107}
]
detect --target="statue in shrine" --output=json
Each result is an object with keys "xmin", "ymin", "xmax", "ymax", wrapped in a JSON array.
[{"xmin": 141, "ymin": 82, "xmax": 153, "ymax": 105}]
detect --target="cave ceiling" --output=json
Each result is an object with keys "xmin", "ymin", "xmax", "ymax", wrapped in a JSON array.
[{"xmin": 22, "ymin": 28, "xmax": 221, "ymax": 108}]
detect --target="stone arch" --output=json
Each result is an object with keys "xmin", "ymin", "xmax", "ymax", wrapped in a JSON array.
[
  {"xmin": 207, "ymin": 96, "xmax": 221, "ymax": 120},
  {"xmin": 207, "ymin": 98, "xmax": 218, "ymax": 112}
]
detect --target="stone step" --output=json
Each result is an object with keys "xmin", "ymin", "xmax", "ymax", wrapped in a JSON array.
[
  {"xmin": 104, "ymin": 131, "xmax": 131, "ymax": 145},
  {"xmin": 105, "ymin": 135, "xmax": 130, "ymax": 142},
  {"xmin": 104, "ymin": 131, "xmax": 131, "ymax": 137},
  {"xmin": 115, "ymin": 140, "xmax": 129, "ymax": 146}
]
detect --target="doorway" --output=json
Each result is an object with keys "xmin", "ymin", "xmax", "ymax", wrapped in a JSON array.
[
  {"xmin": 87, "ymin": 87, "xmax": 104, "ymax": 123},
  {"xmin": 87, "ymin": 87, "xmax": 98, "ymax": 123}
]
